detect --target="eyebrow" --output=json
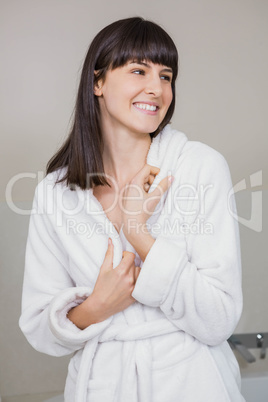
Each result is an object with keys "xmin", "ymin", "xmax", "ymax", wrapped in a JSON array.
[{"xmin": 130, "ymin": 60, "xmax": 173, "ymax": 74}]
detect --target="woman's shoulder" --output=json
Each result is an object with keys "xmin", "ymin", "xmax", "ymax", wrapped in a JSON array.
[
  {"xmin": 178, "ymin": 138, "xmax": 230, "ymax": 177},
  {"xmin": 38, "ymin": 167, "xmax": 68, "ymax": 189},
  {"xmin": 161, "ymin": 125, "xmax": 228, "ymax": 168},
  {"xmin": 162, "ymin": 127, "xmax": 232, "ymax": 184},
  {"xmin": 33, "ymin": 167, "xmax": 69, "ymax": 204}
]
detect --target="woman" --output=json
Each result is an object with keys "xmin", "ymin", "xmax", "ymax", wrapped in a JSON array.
[{"xmin": 19, "ymin": 17, "xmax": 245, "ymax": 402}]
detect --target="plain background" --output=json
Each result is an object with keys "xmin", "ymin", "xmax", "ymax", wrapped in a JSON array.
[{"xmin": 0, "ymin": 0, "xmax": 267, "ymax": 397}]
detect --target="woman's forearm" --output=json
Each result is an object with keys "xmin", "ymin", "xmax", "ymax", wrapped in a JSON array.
[
  {"xmin": 127, "ymin": 230, "xmax": 156, "ymax": 262},
  {"xmin": 67, "ymin": 294, "xmax": 104, "ymax": 330}
]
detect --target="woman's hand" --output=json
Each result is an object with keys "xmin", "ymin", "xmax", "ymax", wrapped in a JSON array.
[
  {"xmin": 68, "ymin": 239, "xmax": 141, "ymax": 329},
  {"xmin": 89, "ymin": 239, "xmax": 141, "ymax": 322},
  {"xmin": 121, "ymin": 164, "xmax": 174, "ymax": 249}
]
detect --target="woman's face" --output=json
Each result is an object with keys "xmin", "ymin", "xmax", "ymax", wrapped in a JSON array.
[{"xmin": 95, "ymin": 60, "xmax": 173, "ymax": 136}]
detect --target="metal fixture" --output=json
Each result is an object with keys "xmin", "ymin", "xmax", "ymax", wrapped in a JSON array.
[
  {"xmin": 256, "ymin": 333, "xmax": 266, "ymax": 359},
  {"xmin": 228, "ymin": 335, "xmax": 256, "ymax": 363},
  {"xmin": 228, "ymin": 332, "xmax": 268, "ymax": 363}
]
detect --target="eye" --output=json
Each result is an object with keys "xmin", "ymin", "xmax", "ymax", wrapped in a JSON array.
[
  {"xmin": 160, "ymin": 75, "xmax": 172, "ymax": 82},
  {"xmin": 132, "ymin": 69, "xmax": 145, "ymax": 75}
]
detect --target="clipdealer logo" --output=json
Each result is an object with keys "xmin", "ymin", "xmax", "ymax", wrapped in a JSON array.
[
  {"xmin": 5, "ymin": 169, "xmax": 263, "ymax": 233},
  {"xmin": 228, "ymin": 170, "xmax": 262, "ymax": 232}
]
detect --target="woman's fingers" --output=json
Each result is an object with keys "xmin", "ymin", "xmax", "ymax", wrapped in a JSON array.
[
  {"xmin": 142, "ymin": 175, "xmax": 174, "ymax": 216},
  {"xmin": 102, "ymin": 247, "xmax": 135, "ymax": 273},
  {"xmin": 151, "ymin": 175, "xmax": 174, "ymax": 198},
  {"xmin": 131, "ymin": 164, "xmax": 160, "ymax": 187},
  {"xmin": 131, "ymin": 165, "xmax": 159, "ymax": 193},
  {"xmin": 92, "ymin": 244, "xmax": 140, "ymax": 319},
  {"xmin": 132, "ymin": 165, "xmax": 173, "ymax": 197},
  {"xmin": 121, "ymin": 251, "xmax": 136, "ymax": 268},
  {"xmin": 121, "ymin": 252, "xmax": 141, "ymax": 284},
  {"xmin": 144, "ymin": 182, "xmax": 150, "ymax": 192},
  {"xmin": 134, "ymin": 266, "xmax": 141, "ymax": 282},
  {"xmin": 101, "ymin": 238, "xmax": 114, "ymax": 270},
  {"xmin": 148, "ymin": 174, "xmax": 155, "ymax": 185},
  {"xmin": 144, "ymin": 174, "xmax": 155, "ymax": 192}
]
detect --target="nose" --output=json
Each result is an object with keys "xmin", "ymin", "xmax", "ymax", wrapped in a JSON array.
[{"xmin": 144, "ymin": 74, "xmax": 162, "ymax": 97}]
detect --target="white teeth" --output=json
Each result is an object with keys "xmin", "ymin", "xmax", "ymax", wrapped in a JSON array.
[{"xmin": 135, "ymin": 103, "xmax": 157, "ymax": 111}]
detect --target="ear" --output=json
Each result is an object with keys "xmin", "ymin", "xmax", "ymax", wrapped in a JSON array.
[
  {"xmin": 94, "ymin": 70, "xmax": 103, "ymax": 96},
  {"xmin": 94, "ymin": 81, "xmax": 103, "ymax": 96}
]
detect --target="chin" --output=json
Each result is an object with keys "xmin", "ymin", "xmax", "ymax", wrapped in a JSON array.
[{"xmin": 133, "ymin": 122, "xmax": 161, "ymax": 136}]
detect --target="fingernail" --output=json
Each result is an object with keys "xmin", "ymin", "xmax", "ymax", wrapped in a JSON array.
[
  {"xmin": 108, "ymin": 237, "xmax": 112, "ymax": 245},
  {"xmin": 168, "ymin": 175, "xmax": 174, "ymax": 184}
]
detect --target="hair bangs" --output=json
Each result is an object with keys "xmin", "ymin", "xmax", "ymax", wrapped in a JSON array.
[{"xmin": 109, "ymin": 19, "xmax": 178, "ymax": 81}]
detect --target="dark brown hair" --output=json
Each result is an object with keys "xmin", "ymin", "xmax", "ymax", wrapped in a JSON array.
[{"xmin": 46, "ymin": 17, "xmax": 179, "ymax": 189}]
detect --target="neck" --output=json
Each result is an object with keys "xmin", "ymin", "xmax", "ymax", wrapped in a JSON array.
[{"xmin": 101, "ymin": 126, "xmax": 152, "ymax": 189}]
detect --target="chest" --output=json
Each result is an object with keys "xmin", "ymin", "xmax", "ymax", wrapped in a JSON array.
[{"xmin": 93, "ymin": 185, "xmax": 123, "ymax": 234}]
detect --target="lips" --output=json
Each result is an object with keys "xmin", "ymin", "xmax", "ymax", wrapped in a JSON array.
[{"xmin": 133, "ymin": 102, "xmax": 160, "ymax": 113}]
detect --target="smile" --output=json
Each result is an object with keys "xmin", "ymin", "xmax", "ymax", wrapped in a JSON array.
[{"xmin": 133, "ymin": 103, "xmax": 158, "ymax": 112}]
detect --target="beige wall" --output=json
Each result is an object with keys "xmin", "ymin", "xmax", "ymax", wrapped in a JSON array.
[{"xmin": 0, "ymin": 0, "xmax": 267, "ymax": 397}]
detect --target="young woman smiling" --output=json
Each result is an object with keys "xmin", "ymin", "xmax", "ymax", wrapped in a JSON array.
[{"xmin": 19, "ymin": 17, "xmax": 245, "ymax": 402}]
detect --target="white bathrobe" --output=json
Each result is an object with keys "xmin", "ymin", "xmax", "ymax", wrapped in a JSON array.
[{"xmin": 19, "ymin": 125, "xmax": 245, "ymax": 402}]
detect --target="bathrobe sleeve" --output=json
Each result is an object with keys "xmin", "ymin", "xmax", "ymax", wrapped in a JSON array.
[
  {"xmin": 132, "ymin": 144, "xmax": 243, "ymax": 346},
  {"xmin": 19, "ymin": 181, "xmax": 112, "ymax": 357}
]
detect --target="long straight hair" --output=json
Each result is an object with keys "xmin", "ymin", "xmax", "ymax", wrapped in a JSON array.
[{"xmin": 46, "ymin": 17, "xmax": 179, "ymax": 190}]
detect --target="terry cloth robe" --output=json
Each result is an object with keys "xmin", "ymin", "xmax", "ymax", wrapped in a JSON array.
[{"xmin": 19, "ymin": 124, "xmax": 245, "ymax": 402}]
